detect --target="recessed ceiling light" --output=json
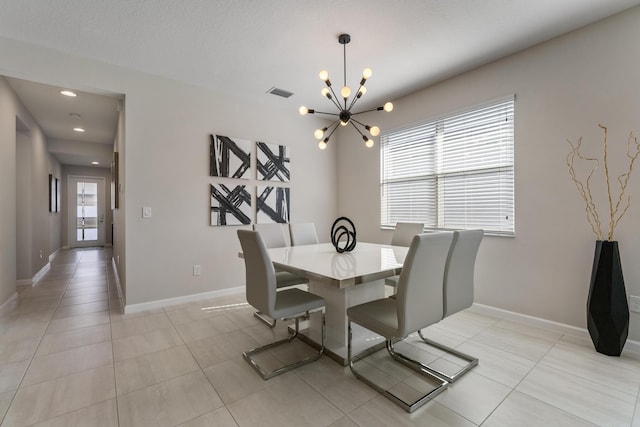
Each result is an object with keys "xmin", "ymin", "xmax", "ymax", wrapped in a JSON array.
[
  {"xmin": 73, "ymin": 127, "xmax": 85, "ymax": 132},
  {"xmin": 60, "ymin": 90, "xmax": 77, "ymax": 97},
  {"xmin": 69, "ymin": 113, "xmax": 82, "ymax": 119},
  {"xmin": 91, "ymin": 161, "xmax": 100, "ymax": 165}
]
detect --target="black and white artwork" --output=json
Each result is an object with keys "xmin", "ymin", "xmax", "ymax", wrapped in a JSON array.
[
  {"xmin": 210, "ymin": 134, "xmax": 251, "ymax": 179},
  {"xmin": 257, "ymin": 141, "xmax": 290, "ymax": 182},
  {"xmin": 210, "ymin": 184, "xmax": 252, "ymax": 226},
  {"xmin": 256, "ymin": 186, "xmax": 290, "ymax": 224}
]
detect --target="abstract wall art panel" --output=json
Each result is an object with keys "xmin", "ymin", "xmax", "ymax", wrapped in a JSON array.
[
  {"xmin": 210, "ymin": 134, "xmax": 251, "ymax": 179},
  {"xmin": 256, "ymin": 186, "xmax": 290, "ymax": 224},
  {"xmin": 210, "ymin": 184, "xmax": 252, "ymax": 226},
  {"xmin": 257, "ymin": 141, "xmax": 290, "ymax": 182}
]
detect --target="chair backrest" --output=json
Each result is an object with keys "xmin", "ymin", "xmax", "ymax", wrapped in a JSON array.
[
  {"xmin": 237, "ymin": 230, "xmax": 277, "ymax": 316},
  {"xmin": 391, "ymin": 222, "xmax": 425, "ymax": 247},
  {"xmin": 443, "ymin": 229, "xmax": 483, "ymax": 317},
  {"xmin": 290, "ymin": 223, "xmax": 319, "ymax": 246},
  {"xmin": 395, "ymin": 232, "xmax": 453, "ymax": 337},
  {"xmin": 253, "ymin": 223, "xmax": 288, "ymax": 248}
]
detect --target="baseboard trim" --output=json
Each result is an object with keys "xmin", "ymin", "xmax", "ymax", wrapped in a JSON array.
[
  {"xmin": 470, "ymin": 303, "xmax": 640, "ymax": 358},
  {"xmin": 0, "ymin": 292, "xmax": 18, "ymax": 315},
  {"xmin": 124, "ymin": 286, "xmax": 245, "ymax": 314},
  {"xmin": 31, "ymin": 262, "xmax": 50, "ymax": 285},
  {"xmin": 110, "ymin": 257, "xmax": 124, "ymax": 312},
  {"xmin": 49, "ymin": 248, "xmax": 61, "ymax": 263},
  {"xmin": 16, "ymin": 279, "xmax": 32, "ymax": 286}
]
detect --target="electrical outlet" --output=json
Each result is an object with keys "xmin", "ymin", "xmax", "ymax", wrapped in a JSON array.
[
  {"xmin": 193, "ymin": 265, "xmax": 201, "ymax": 276},
  {"xmin": 39, "ymin": 250, "xmax": 43, "ymax": 259},
  {"xmin": 630, "ymin": 296, "xmax": 640, "ymax": 313}
]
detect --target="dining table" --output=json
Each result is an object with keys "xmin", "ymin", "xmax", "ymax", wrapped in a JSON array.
[{"xmin": 264, "ymin": 242, "xmax": 409, "ymax": 365}]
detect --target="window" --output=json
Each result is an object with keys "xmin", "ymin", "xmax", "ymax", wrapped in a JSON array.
[{"xmin": 380, "ymin": 96, "xmax": 514, "ymax": 235}]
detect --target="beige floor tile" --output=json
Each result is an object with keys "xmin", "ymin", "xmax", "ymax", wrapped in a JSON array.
[
  {"xmin": 174, "ymin": 315, "xmax": 240, "ymax": 343},
  {"xmin": 59, "ymin": 292, "xmax": 109, "ymax": 307},
  {"xmin": 0, "ymin": 359, "xmax": 29, "ymax": 393},
  {"xmin": 117, "ymin": 371, "xmax": 223, "ymax": 427},
  {"xmin": 17, "ymin": 283, "xmax": 67, "ymax": 299},
  {"xmin": 46, "ymin": 311, "xmax": 110, "ymax": 334},
  {"xmin": 165, "ymin": 304, "xmax": 231, "ymax": 326},
  {"xmin": 492, "ymin": 318, "xmax": 564, "ymax": 342},
  {"xmin": 446, "ymin": 340, "xmax": 536, "ymax": 388},
  {"xmin": 115, "ymin": 345, "xmax": 199, "ymax": 395},
  {"xmin": 516, "ymin": 364, "xmax": 636, "ymax": 426},
  {"xmin": 540, "ymin": 339, "xmax": 640, "ymax": 395},
  {"xmin": 217, "ymin": 305, "xmax": 263, "ymax": 330},
  {"xmin": 328, "ymin": 417, "xmax": 360, "ymax": 427},
  {"xmin": 0, "ymin": 337, "xmax": 40, "ymax": 364},
  {"xmin": 2, "ymin": 365, "xmax": 115, "ymax": 427},
  {"xmin": 63, "ymin": 285, "xmax": 108, "ymax": 298},
  {"xmin": 113, "ymin": 326, "xmax": 184, "ymax": 362},
  {"xmin": 0, "ymin": 295, "xmax": 59, "ymax": 317},
  {"xmin": 65, "ymin": 279, "xmax": 107, "ymax": 290},
  {"xmin": 0, "ymin": 389, "xmax": 15, "ymax": 421},
  {"xmin": 110, "ymin": 312, "xmax": 173, "ymax": 339},
  {"xmin": 434, "ymin": 371, "xmax": 511, "ymax": 425},
  {"xmin": 350, "ymin": 395, "xmax": 475, "ymax": 427},
  {"xmin": 30, "ymin": 398, "xmax": 118, "ymax": 427},
  {"xmin": 483, "ymin": 390, "xmax": 598, "ymax": 427},
  {"xmin": 470, "ymin": 325, "xmax": 556, "ymax": 362},
  {"xmin": 0, "ymin": 317, "xmax": 49, "ymax": 343},
  {"xmin": 186, "ymin": 330, "xmax": 258, "ymax": 369},
  {"xmin": 22, "ymin": 341, "xmax": 113, "ymax": 386},
  {"xmin": 226, "ymin": 375, "xmax": 343, "ymax": 427},
  {"xmin": 203, "ymin": 359, "xmax": 283, "ymax": 404},
  {"xmin": 36, "ymin": 324, "xmax": 111, "ymax": 357},
  {"xmin": 295, "ymin": 358, "xmax": 378, "ymax": 413},
  {"xmin": 177, "ymin": 407, "xmax": 238, "ymax": 427},
  {"xmin": 52, "ymin": 300, "xmax": 110, "ymax": 319}
]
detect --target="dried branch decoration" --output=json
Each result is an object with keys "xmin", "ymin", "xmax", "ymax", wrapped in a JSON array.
[{"xmin": 566, "ymin": 125, "xmax": 640, "ymax": 240}]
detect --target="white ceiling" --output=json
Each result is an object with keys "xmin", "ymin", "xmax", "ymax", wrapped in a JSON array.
[{"xmin": 2, "ymin": 0, "xmax": 639, "ymax": 165}]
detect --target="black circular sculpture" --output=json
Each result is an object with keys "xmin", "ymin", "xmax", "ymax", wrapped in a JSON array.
[{"xmin": 331, "ymin": 217, "xmax": 357, "ymax": 253}]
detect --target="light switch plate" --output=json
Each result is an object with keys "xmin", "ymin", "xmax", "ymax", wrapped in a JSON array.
[{"xmin": 142, "ymin": 206, "xmax": 152, "ymax": 218}]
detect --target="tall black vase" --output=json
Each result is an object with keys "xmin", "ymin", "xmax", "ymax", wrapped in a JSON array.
[{"xmin": 587, "ymin": 240, "xmax": 629, "ymax": 356}]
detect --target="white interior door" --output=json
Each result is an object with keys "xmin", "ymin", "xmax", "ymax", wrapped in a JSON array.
[{"xmin": 68, "ymin": 176, "xmax": 105, "ymax": 248}]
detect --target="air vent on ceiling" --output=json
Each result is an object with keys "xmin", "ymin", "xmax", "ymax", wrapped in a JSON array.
[{"xmin": 267, "ymin": 87, "xmax": 294, "ymax": 98}]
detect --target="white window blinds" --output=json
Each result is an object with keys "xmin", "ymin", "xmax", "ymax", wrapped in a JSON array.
[{"xmin": 380, "ymin": 96, "xmax": 515, "ymax": 235}]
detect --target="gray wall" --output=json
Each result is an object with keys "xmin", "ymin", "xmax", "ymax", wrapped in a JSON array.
[{"xmin": 336, "ymin": 7, "xmax": 640, "ymax": 338}]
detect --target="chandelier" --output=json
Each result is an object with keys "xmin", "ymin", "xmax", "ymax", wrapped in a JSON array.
[{"xmin": 299, "ymin": 33, "xmax": 393, "ymax": 150}]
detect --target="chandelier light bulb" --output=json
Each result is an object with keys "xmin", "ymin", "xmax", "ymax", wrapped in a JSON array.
[
  {"xmin": 383, "ymin": 102, "xmax": 394, "ymax": 112},
  {"xmin": 299, "ymin": 106, "xmax": 309, "ymax": 115},
  {"xmin": 314, "ymin": 129, "xmax": 325, "ymax": 140},
  {"xmin": 341, "ymin": 86, "xmax": 351, "ymax": 99},
  {"xmin": 369, "ymin": 126, "xmax": 380, "ymax": 136},
  {"xmin": 365, "ymin": 138, "xmax": 374, "ymax": 148},
  {"xmin": 358, "ymin": 86, "xmax": 367, "ymax": 97},
  {"xmin": 362, "ymin": 68, "xmax": 373, "ymax": 79},
  {"xmin": 319, "ymin": 70, "xmax": 329, "ymax": 81},
  {"xmin": 321, "ymin": 88, "xmax": 331, "ymax": 98},
  {"xmin": 319, "ymin": 140, "xmax": 328, "ymax": 150}
]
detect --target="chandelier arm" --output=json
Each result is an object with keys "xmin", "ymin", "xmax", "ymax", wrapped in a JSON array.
[
  {"xmin": 324, "ymin": 91, "xmax": 343, "ymax": 111},
  {"xmin": 350, "ymin": 118, "xmax": 370, "ymax": 128},
  {"xmin": 349, "ymin": 121, "xmax": 367, "ymax": 138},
  {"xmin": 351, "ymin": 107, "xmax": 380, "ymax": 115},
  {"xmin": 347, "ymin": 84, "xmax": 365, "ymax": 111},
  {"xmin": 311, "ymin": 110, "xmax": 341, "ymax": 117},
  {"xmin": 324, "ymin": 120, "xmax": 342, "ymax": 142}
]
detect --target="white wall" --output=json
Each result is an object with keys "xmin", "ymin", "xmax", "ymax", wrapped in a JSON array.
[
  {"xmin": 15, "ymin": 131, "xmax": 31, "ymax": 281},
  {"xmin": 337, "ymin": 7, "xmax": 640, "ymax": 338},
  {"xmin": 0, "ymin": 38, "xmax": 336, "ymax": 308}
]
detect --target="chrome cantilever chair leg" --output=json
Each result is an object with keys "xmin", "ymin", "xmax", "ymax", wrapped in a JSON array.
[
  {"xmin": 347, "ymin": 321, "xmax": 448, "ymax": 413},
  {"xmin": 417, "ymin": 330, "xmax": 478, "ymax": 383},
  {"xmin": 244, "ymin": 312, "xmax": 325, "ymax": 380},
  {"xmin": 253, "ymin": 311, "xmax": 277, "ymax": 328}
]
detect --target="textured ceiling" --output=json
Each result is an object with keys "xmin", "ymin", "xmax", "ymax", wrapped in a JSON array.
[{"xmin": 2, "ymin": 0, "xmax": 639, "ymax": 165}]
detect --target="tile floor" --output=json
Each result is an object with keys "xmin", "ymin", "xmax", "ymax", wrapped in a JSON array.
[{"xmin": 1, "ymin": 247, "xmax": 640, "ymax": 426}]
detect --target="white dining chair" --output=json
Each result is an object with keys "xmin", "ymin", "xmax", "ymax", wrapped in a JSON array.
[
  {"xmin": 238, "ymin": 230, "xmax": 325, "ymax": 380},
  {"xmin": 252, "ymin": 223, "xmax": 308, "ymax": 327},
  {"xmin": 417, "ymin": 229, "xmax": 483, "ymax": 382},
  {"xmin": 347, "ymin": 231, "xmax": 454, "ymax": 412},
  {"xmin": 289, "ymin": 222, "xmax": 319, "ymax": 246},
  {"xmin": 385, "ymin": 222, "xmax": 424, "ymax": 289}
]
